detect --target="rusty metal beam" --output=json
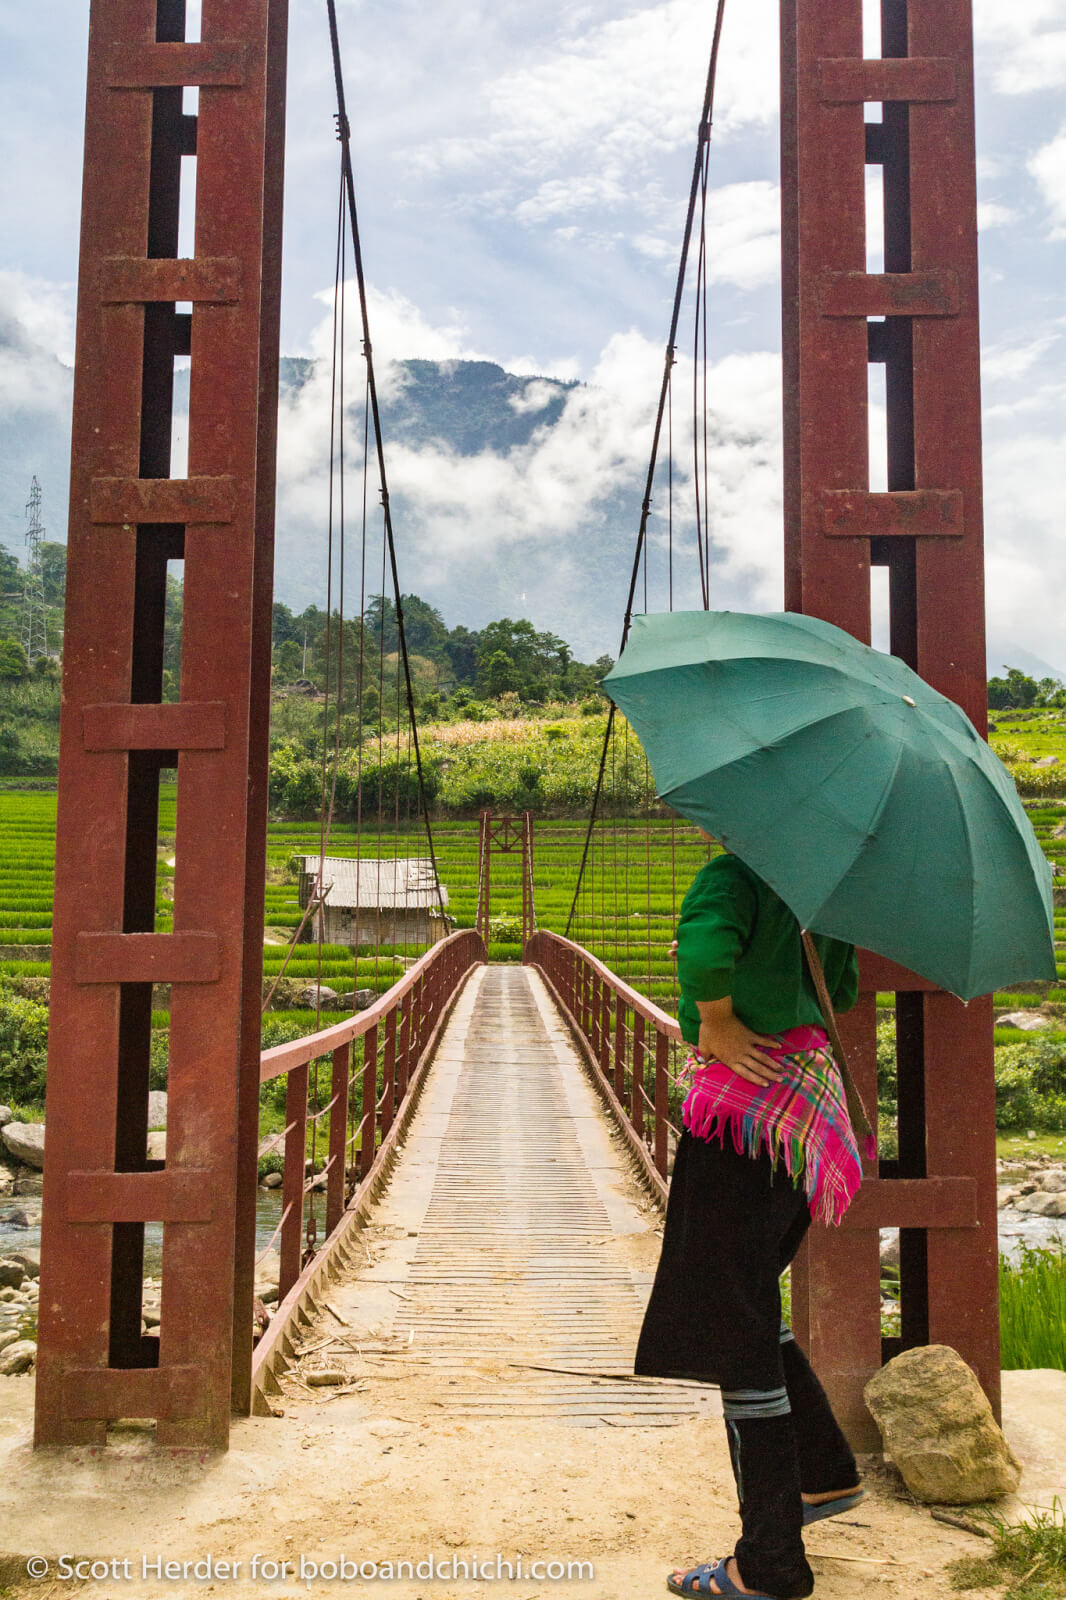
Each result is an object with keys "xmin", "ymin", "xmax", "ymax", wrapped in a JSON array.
[
  {"xmin": 35, "ymin": 0, "xmax": 287, "ymax": 1450},
  {"xmin": 781, "ymin": 0, "xmax": 997, "ymax": 1449}
]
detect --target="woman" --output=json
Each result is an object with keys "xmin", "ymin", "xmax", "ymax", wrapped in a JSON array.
[{"xmin": 634, "ymin": 837, "xmax": 868, "ymax": 1600}]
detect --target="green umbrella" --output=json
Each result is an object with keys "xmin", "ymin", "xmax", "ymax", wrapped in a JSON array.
[{"xmin": 604, "ymin": 610, "xmax": 1057, "ymax": 1001}]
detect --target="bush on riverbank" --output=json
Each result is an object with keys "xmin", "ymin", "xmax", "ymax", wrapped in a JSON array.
[{"xmin": 0, "ymin": 983, "xmax": 49, "ymax": 1107}]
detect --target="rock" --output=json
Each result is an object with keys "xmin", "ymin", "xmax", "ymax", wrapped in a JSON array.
[
  {"xmin": 260, "ymin": 1170, "xmax": 283, "ymax": 1189},
  {"xmin": 0, "ymin": 1106, "xmax": 12, "ymax": 1127},
  {"xmin": 297, "ymin": 984, "xmax": 340, "ymax": 1009},
  {"xmin": 0, "ymin": 1331, "xmax": 21, "ymax": 1355},
  {"xmin": 1032, "ymin": 754, "xmax": 1059, "ymax": 768},
  {"xmin": 304, "ymin": 1367, "xmax": 347, "ymax": 1386},
  {"xmin": 997, "ymin": 1188, "xmax": 1018, "ymax": 1209},
  {"xmin": 7, "ymin": 1249, "xmax": 39, "ymax": 1279},
  {"xmin": 1, "ymin": 1123, "xmax": 45, "ymax": 1169},
  {"xmin": 142, "ymin": 1302, "xmax": 161, "ymax": 1329},
  {"xmin": 0, "ymin": 1340, "xmax": 36, "ymax": 1376},
  {"xmin": 147, "ymin": 1090, "xmax": 167, "ymax": 1129},
  {"xmin": 864, "ymin": 1345, "xmax": 1021, "ymax": 1503},
  {"xmin": 0, "ymin": 1172, "xmax": 12, "ymax": 1198},
  {"xmin": 879, "ymin": 1231, "xmax": 900, "ymax": 1270},
  {"xmin": 14, "ymin": 1170, "xmax": 43, "ymax": 1196},
  {"xmin": 995, "ymin": 1011, "xmax": 1049, "ymax": 1031},
  {"xmin": 1040, "ymin": 1170, "xmax": 1066, "ymax": 1193},
  {"xmin": 0, "ymin": 1208, "xmax": 33, "ymax": 1229},
  {"xmin": 0, "ymin": 1262, "xmax": 25, "ymax": 1291},
  {"xmin": 146, "ymin": 1131, "xmax": 167, "ymax": 1161},
  {"xmin": 1016, "ymin": 1191, "xmax": 1066, "ymax": 1216},
  {"xmin": 255, "ymin": 1281, "xmax": 279, "ymax": 1306},
  {"xmin": 257, "ymin": 1255, "xmax": 279, "ymax": 1283}
]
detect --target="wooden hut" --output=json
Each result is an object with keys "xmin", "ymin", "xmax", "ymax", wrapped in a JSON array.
[{"xmin": 296, "ymin": 856, "xmax": 449, "ymax": 948}]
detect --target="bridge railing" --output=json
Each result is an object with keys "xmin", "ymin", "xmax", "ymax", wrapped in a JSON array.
[
  {"xmin": 524, "ymin": 929, "xmax": 683, "ymax": 1200},
  {"xmin": 250, "ymin": 928, "xmax": 485, "ymax": 1409}
]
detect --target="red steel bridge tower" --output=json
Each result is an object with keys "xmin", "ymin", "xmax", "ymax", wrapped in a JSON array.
[
  {"xmin": 35, "ymin": 0, "xmax": 287, "ymax": 1448},
  {"xmin": 781, "ymin": 0, "xmax": 997, "ymax": 1445}
]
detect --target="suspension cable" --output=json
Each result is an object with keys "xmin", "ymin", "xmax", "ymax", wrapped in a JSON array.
[
  {"xmin": 565, "ymin": 0, "xmax": 728, "ymax": 938},
  {"xmin": 324, "ymin": 0, "xmax": 445, "ymax": 922}
]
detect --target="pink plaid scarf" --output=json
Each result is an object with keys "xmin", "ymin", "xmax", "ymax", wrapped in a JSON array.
[{"xmin": 678, "ymin": 1023, "xmax": 869, "ymax": 1226}]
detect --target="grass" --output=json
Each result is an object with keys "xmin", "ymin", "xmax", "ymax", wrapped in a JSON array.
[
  {"xmin": 1000, "ymin": 1246, "xmax": 1066, "ymax": 1371},
  {"xmin": 949, "ymin": 1500, "xmax": 1066, "ymax": 1599}
]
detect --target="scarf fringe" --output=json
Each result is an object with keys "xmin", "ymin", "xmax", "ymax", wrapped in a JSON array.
[{"xmin": 680, "ymin": 1032, "xmax": 865, "ymax": 1228}]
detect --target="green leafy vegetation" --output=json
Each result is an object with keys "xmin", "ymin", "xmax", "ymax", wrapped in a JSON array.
[
  {"xmin": 949, "ymin": 1499, "xmax": 1066, "ymax": 1598},
  {"xmin": 999, "ymin": 1246, "xmax": 1066, "ymax": 1372}
]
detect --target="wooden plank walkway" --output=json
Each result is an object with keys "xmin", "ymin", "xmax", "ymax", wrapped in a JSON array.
[{"xmin": 293, "ymin": 964, "xmax": 721, "ymax": 1428}]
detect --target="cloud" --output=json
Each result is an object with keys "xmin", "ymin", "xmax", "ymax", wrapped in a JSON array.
[
  {"xmin": 410, "ymin": 0, "xmax": 778, "ymax": 244},
  {"xmin": 273, "ymin": 288, "xmax": 785, "ymax": 653},
  {"xmin": 0, "ymin": 271, "xmax": 74, "ymax": 417},
  {"xmin": 973, "ymin": 0, "xmax": 1066, "ymax": 92},
  {"xmin": 977, "ymin": 201, "xmax": 1021, "ymax": 231},
  {"xmin": 1029, "ymin": 125, "xmax": 1066, "ymax": 234}
]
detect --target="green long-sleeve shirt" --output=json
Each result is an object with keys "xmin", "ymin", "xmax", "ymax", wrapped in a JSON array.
[{"xmin": 676, "ymin": 853, "xmax": 859, "ymax": 1045}]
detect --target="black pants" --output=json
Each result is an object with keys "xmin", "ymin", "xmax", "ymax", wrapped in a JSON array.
[{"xmin": 634, "ymin": 1130, "xmax": 857, "ymax": 1599}]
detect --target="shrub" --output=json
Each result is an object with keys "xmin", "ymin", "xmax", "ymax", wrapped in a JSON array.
[
  {"xmin": 994, "ymin": 1036, "xmax": 1066, "ymax": 1131},
  {"xmin": 0, "ymin": 984, "xmax": 50, "ymax": 1106}
]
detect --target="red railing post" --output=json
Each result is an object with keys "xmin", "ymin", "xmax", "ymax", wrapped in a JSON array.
[
  {"xmin": 326, "ymin": 1042, "xmax": 350, "ymax": 1235},
  {"xmin": 398, "ymin": 991, "xmax": 412, "ymax": 1102},
  {"xmin": 613, "ymin": 996, "xmax": 626, "ymax": 1100},
  {"xmin": 654, "ymin": 1033, "xmax": 670, "ymax": 1178},
  {"xmin": 381, "ymin": 1008, "xmax": 397, "ymax": 1135},
  {"xmin": 632, "ymin": 1012, "xmax": 646, "ymax": 1142},
  {"xmin": 280, "ymin": 1063, "xmax": 308, "ymax": 1300},
  {"xmin": 359, "ymin": 1023, "xmax": 378, "ymax": 1180},
  {"xmin": 599, "ymin": 982, "xmax": 612, "ymax": 1077}
]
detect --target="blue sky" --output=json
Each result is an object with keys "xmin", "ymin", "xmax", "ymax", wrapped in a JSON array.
[{"xmin": 1, "ymin": 0, "xmax": 1065, "ymax": 666}]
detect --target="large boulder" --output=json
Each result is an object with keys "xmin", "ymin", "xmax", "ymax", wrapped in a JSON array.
[
  {"xmin": 1016, "ymin": 1190, "xmax": 1066, "ymax": 1216},
  {"xmin": 1, "ymin": 1123, "xmax": 45, "ymax": 1169},
  {"xmin": 864, "ymin": 1345, "xmax": 1021, "ymax": 1503},
  {"xmin": 7, "ymin": 1248, "xmax": 39, "ymax": 1280},
  {"xmin": 0, "ymin": 1261, "xmax": 25, "ymax": 1291},
  {"xmin": 0, "ymin": 1106, "xmax": 12, "ymax": 1128},
  {"xmin": 0, "ymin": 1340, "xmax": 36, "ymax": 1376},
  {"xmin": 995, "ymin": 1011, "xmax": 1049, "ymax": 1031},
  {"xmin": 147, "ymin": 1090, "xmax": 168, "ymax": 1129},
  {"xmin": 297, "ymin": 983, "xmax": 341, "ymax": 1009}
]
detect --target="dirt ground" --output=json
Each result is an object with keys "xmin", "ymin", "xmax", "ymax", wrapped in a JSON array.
[{"xmin": 3, "ymin": 970, "xmax": 1064, "ymax": 1600}]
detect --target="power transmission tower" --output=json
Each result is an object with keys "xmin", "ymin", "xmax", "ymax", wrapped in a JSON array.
[{"xmin": 21, "ymin": 476, "xmax": 49, "ymax": 662}]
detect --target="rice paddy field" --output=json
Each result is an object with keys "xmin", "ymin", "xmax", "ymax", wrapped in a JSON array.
[{"xmin": 1, "ymin": 787, "xmax": 1064, "ymax": 1021}]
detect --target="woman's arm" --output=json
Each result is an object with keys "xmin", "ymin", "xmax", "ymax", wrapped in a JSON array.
[{"xmin": 696, "ymin": 996, "xmax": 783, "ymax": 1087}]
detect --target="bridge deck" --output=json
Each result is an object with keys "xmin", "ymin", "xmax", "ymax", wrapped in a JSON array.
[{"xmin": 287, "ymin": 963, "xmax": 720, "ymax": 1427}]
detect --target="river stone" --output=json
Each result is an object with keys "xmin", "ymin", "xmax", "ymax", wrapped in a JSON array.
[
  {"xmin": 1033, "ymin": 754, "xmax": 1059, "ymax": 768},
  {"xmin": 0, "ymin": 1261, "xmax": 25, "ymax": 1291},
  {"xmin": 146, "ymin": 1131, "xmax": 166, "ymax": 1161},
  {"xmin": 1, "ymin": 1123, "xmax": 45, "ymax": 1169},
  {"xmin": 297, "ymin": 984, "xmax": 340, "ymax": 1008},
  {"xmin": 995, "ymin": 1011, "xmax": 1050, "ymax": 1031},
  {"xmin": 0, "ymin": 1172, "xmax": 12, "ymax": 1198},
  {"xmin": 5, "ymin": 1249, "xmax": 38, "ymax": 1280},
  {"xmin": 0, "ymin": 1331, "xmax": 20, "ymax": 1355},
  {"xmin": 14, "ymin": 1170, "xmax": 43, "ymax": 1196},
  {"xmin": 0, "ymin": 1340, "xmax": 37, "ymax": 1376},
  {"xmin": 147, "ymin": 1091, "xmax": 167, "ymax": 1129},
  {"xmin": 1040, "ymin": 1170, "xmax": 1066, "ymax": 1193},
  {"xmin": 0, "ymin": 1106, "xmax": 11, "ymax": 1127},
  {"xmin": 260, "ymin": 1170, "xmax": 283, "ymax": 1189},
  {"xmin": 864, "ymin": 1345, "xmax": 1021, "ymax": 1503},
  {"xmin": 1016, "ymin": 1190, "xmax": 1066, "ymax": 1216}
]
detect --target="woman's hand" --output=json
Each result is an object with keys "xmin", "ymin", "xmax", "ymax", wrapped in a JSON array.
[
  {"xmin": 695, "ymin": 996, "xmax": 782, "ymax": 1087},
  {"xmin": 668, "ymin": 939, "xmax": 678, "ymax": 961}
]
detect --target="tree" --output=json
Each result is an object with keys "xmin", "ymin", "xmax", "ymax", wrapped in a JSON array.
[
  {"xmin": 0, "ymin": 637, "xmax": 28, "ymax": 680},
  {"xmin": 38, "ymin": 542, "xmax": 67, "ymax": 605},
  {"xmin": 987, "ymin": 667, "xmax": 1063, "ymax": 711},
  {"xmin": 478, "ymin": 649, "xmax": 520, "ymax": 698},
  {"xmin": 445, "ymin": 625, "xmax": 481, "ymax": 685}
]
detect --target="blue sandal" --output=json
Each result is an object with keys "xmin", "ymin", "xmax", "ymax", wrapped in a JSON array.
[
  {"xmin": 802, "ymin": 1489, "xmax": 865, "ymax": 1525},
  {"xmin": 666, "ymin": 1558, "xmax": 776, "ymax": 1597}
]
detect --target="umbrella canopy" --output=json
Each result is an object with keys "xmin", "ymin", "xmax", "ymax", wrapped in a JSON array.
[{"xmin": 604, "ymin": 610, "xmax": 1056, "ymax": 1001}]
